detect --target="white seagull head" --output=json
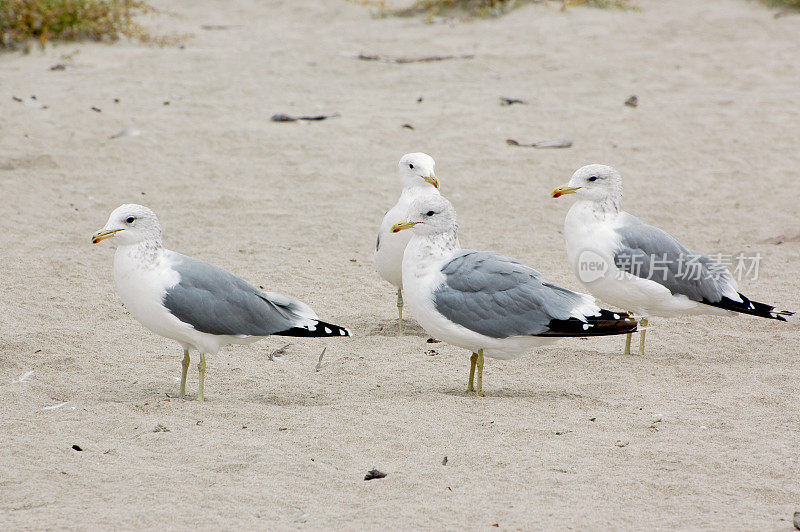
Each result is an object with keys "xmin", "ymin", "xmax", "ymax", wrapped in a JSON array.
[
  {"xmin": 552, "ymin": 164, "xmax": 623, "ymax": 205},
  {"xmin": 391, "ymin": 194, "xmax": 457, "ymax": 237},
  {"xmin": 92, "ymin": 204, "xmax": 162, "ymax": 246},
  {"xmin": 398, "ymin": 152, "xmax": 438, "ymax": 190}
]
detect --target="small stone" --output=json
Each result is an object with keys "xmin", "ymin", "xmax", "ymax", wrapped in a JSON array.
[
  {"xmin": 615, "ymin": 440, "xmax": 629, "ymax": 448},
  {"xmin": 72, "ymin": 444, "xmax": 82, "ymax": 451},
  {"xmin": 624, "ymin": 95, "xmax": 638, "ymax": 107},
  {"xmin": 792, "ymin": 511, "xmax": 800, "ymax": 530},
  {"xmin": 442, "ymin": 456, "xmax": 448, "ymax": 465},
  {"xmin": 364, "ymin": 469, "xmax": 387, "ymax": 481}
]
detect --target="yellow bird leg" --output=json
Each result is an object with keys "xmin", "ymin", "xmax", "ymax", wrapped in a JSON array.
[
  {"xmin": 397, "ymin": 288, "xmax": 404, "ymax": 335},
  {"xmin": 466, "ymin": 352, "xmax": 478, "ymax": 393},
  {"xmin": 179, "ymin": 349, "xmax": 190, "ymax": 398},
  {"xmin": 638, "ymin": 318, "xmax": 648, "ymax": 356},
  {"xmin": 476, "ymin": 350, "xmax": 485, "ymax": 397},
  {"xmin": 197, "ymin": 353, "xmax": 207, "ymax": 402},
  {"xmin": 623, "ymin": 333, "xmax": 632, "ymax": 356}
]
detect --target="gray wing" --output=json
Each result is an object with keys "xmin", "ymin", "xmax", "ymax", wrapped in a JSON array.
[
  {"xmin": 433, "ymin": 251, "xmax": 596, "ymax": 338},
  {"xmin": 163, "ymin": 254, "xmax": 313, "ymax": 336},
  {"xmin": 613, "ymin": 213, "xmax": 737, "ymax": 303}
]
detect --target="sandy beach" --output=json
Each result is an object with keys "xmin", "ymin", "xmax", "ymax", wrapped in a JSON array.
[{"xmin": 1, "ymin": 0, "xmax": 799, "ymax": 528}]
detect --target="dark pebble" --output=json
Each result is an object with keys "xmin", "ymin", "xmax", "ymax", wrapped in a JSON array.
[{"xmin": 364, "ymin": 469, "xmax": 387, "ymax": 481}]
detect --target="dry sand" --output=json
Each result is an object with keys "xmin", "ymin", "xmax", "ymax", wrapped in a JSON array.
[{"xmin": 2, "ymin": 0, "xmax": 800, "ymax": 529}]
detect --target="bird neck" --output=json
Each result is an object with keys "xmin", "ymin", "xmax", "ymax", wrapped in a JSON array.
[
  {"xmin": 582, "ymin": 197, "xmax": 621, "ymax": 218},
  {"xmin": 400, "ymin": 181, "xmax": 438, "ymax": 196},
  {"xmin": 115, "ymin": 239, "xmax": 164, "ymax": 266},
  {"xmin": 407, "ymin": 228, "xmax": 459, "ymax": 263}
]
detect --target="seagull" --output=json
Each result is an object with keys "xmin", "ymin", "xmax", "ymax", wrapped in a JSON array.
[
  {"xmin": 375, "ymin": 153, "xmax": 443, "ymax": 334},
  {"xmin": 551, "ymin": 164, "xmax": 792, "ymax": 355},
  {"xmin": 391, "ymin": 195, "xmax": 638, "ymax": 396},
  {"xmin": 92, "ymin": 204, "xmax": 350, "ymax": 401}
]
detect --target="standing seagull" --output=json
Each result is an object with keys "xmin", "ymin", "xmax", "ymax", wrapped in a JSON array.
[
  {"xmin": 375, "ymin": 153, "xmax": 442, "ymax": 334},
  {"xmin": 92, "ymin": 204, "xmax": 350, "ymax": 401},
  {"xmin": 392, "ymin": 195, "xmax": 637, "ymax": 396},
  {"xmin": 551, "ymin": 164, "xmax": 792, "ymax": 355}
]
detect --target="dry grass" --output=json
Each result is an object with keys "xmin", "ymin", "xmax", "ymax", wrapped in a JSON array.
[
  {"xmin": 352, "ymin": 0, "xmax": 634, "ymax": 19},
  {"xmin": 389, "ymin": 0, "xmax": 535, "ymax": 18},
  {"xmin": 562, "ymin": 0, "xmax": 632, "ymax": 8},
  {"xmin": 761, "ymin": 0, "xmax": 800, "ymax": 7},
  {"xmin": 0, "ymin": 0, "xmax": 167, "ymax": 51}
]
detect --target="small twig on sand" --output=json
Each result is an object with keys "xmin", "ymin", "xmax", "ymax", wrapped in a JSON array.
[
  {"xmin": 271, "ymin": 112, "xmax": 340, "ymax": 122},
  {"xmin": 344, "ymin": 52, "xmax": 474, "ymax": 64},
  {"xmin": 500, "ymin": 97, "xmax": 527, "ymax": 106},
  {"xmin": 268, "ymin": 343, "xmax": 292, "ymax": 361},
  {"xmin": 506, "ymin": 138, "xmax": 573, "ymax": 149},
  {"xmin": 315, "ymin": 347, "xmax": 327, "ymax": 372}
]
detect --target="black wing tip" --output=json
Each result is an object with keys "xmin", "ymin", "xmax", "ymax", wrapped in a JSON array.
[
  {"xmin": 539, "ymin": 309, "xmax": 638, "ymax": 337},
  {"xmin": 704, "ymin": 293, "xmax": 794, "ymax": 322},
  {"xmin": 276, "ymin": 320, "xmax": 351, "ymax": 338}
]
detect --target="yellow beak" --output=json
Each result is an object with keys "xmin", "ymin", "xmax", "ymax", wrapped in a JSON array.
[
  {"xmin": 423, "ymin": 172, "xmax": 439, "ymax": 189},
  {"xmin": 91, "ymin": 228, "xmax": 122, "ymax": 244},
  {"xmin": 390, "ymin": 220, "xmax": 420, "ymax": 233},
  {"xmin": 550, "ymin": 184, "xmax": 581, "ymax": 198}
]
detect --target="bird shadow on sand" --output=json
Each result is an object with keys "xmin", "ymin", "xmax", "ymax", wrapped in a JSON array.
[
  {"xmin": 245, "ymin": 392, "xmax": 334, "ymax": 407},
  {"xmin": 438, "ymin": 386, "xmax": 610, "ymax": 405},
  {"xmin": 359, "ymin": 318, "xmax": 429, "ymax": 338}
]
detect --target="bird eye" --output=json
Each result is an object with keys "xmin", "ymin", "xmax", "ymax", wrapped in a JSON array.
[
  {"xmin": 409, "ymin": 163, "xmax": 414, "ymax": 169},
  {"xmin": 126, "ymin": 216, "xmax": 135, "ymax": 224},
  {"xmin": 588, "ymin": 176, "xmax": 598, "ymax": 182},
  {"xmin": 426, "ymin": 210, "xmax": 435, "ymax": 216}
]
